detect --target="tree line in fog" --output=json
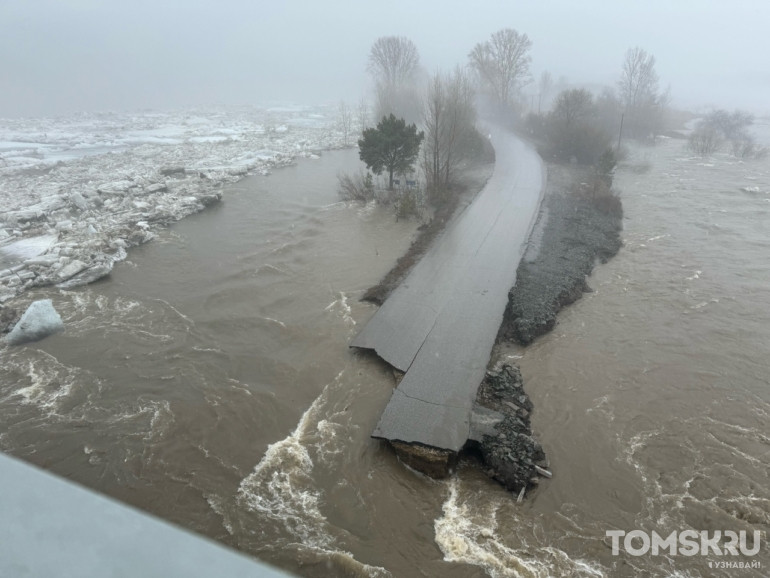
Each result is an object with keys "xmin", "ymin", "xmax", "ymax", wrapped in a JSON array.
[{"xmin": 338, "ymin": 28, "xmax": 762, "ymax": 215}]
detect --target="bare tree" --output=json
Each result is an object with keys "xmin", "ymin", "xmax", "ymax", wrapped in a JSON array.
[
  {"xmin": 423, "ymin": 72, "xmax": 447, "ymax": 196},
  {"xmin": 422, "ymin": 67, "xmax": 476, "ymax": 198},
  {"xmin": 368, "ymin": 36, "xmax": 421, "ymax": 121},
  {"xmin": 618, "ymin": 47, "xmax": 666, "ymax": 139},
  {"xmin": 545, "ymin": 89, "xmax": 611, "ymax": 164},
  {"xmin": 468, "ymin": 28, "xmax": 532, "ymax": 108},
  {"xmin": 338, "ymin": 170, "xmax": 375, "ymax": 201},
  {"xmin": 368, "ymin": 36, "xmax": 420, "ymax": 89},
  {"xmin": 690, "ymin": 109, "xmax": 766, "ymax": 159},
  {"xmin": 704, "ymin": 109, "xmax": 753, "ymax": 140},
  {"xmin": 551, "ymin": 88, "xmax": 594, "ymax": 128},
  {"xmin": 618, "ymin": 47, "xmax": 658, "ymax": 110},
  {"xmin": 688, "ymin": 125, "xmax": 722, "ymax": 156},
  {"xmin": 338, "ymin": 100, "xmax": 353, "ymax": 146}
]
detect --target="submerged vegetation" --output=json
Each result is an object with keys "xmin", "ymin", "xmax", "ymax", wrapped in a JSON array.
[
  {"xmin": 337, "ymin": 170, "xmax": 375, "ymax": 202},
  {"xmin": 688, "ymin": 109, "xmax": 767, "ymax": 159}
]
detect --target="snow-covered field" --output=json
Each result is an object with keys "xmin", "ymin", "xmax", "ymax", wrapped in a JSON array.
[{"xmin": 0, "ymin": 105, "xmax": 348, "ymax": 302}]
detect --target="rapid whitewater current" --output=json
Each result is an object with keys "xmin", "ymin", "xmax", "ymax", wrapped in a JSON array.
[{"xmin": 1, "ymin": 128, "xmax": 769, "ymax": 576}]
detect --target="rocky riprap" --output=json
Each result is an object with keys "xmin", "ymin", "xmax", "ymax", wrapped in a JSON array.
[
  {"xmin": 500, "ymin": 192, "xmax": 622, "ymax": 345},
  {"xmin": 469, "ymin": 364, "xmax": 548, "ymax": 495}
]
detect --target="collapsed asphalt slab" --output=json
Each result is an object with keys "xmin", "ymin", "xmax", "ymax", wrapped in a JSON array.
[{"xmin": 390, "ymin": 363, "xmax": 551, "ymax": 495}]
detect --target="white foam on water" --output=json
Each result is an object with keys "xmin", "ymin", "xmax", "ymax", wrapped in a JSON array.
[
  {"xmin": 261, "ymin": 317, "xmax": 287, "ymax": 329},
  {"xmin": 269, "ymin": 242, "xmax": 293, "ymax": 255},
  {"xmin": 206, "ymin": 493, "xmax": 235, "ymax": 536},
  {"xmin": 318, "ymin": 200, "xmax": 347, "ymax": 212},
  {"xmin": 314, "ymin": 419, "xmax": 344, "ymax": 463},
  {"xmin": 703, "ymin": 415, "xmax": 770, "ymax": 445},
  {"xmin": 619, "ymin": 411, "xmax": 770, "ymax": 547},
  {"xmin": 0, "ymin": 347, "xmax": 87, "ymax": 417},
  {"xmin": 256, "ymin": 263, "xmax": 290, "ymax": 276},
  {"xmin": 434, "ymin": 477, "xmax": 606, "ymax": 578},
  {"xmin": 686, "ymin": 270, "xmax": 702, "ymax": 281},
  {"xmin": 237, "ymin": 374, "xmax": 334, "ymax": 545},
  {"xmin": 236, "ymin": 370, "xmax": 389, "ymax": 576},
  {"xmin": 154, "ymin": 298, "xmax": 195, "ymax": 326},
  {"xmin": 0, "ymin": 329, "xmax": 174, "ymax": 449},
  {"xmin": 324, "ymin": 291, "xmax": 355, "ymax": 326},
  {"xmin": 688, "ymin": 298, "xmax": 719, "ymax": 310},
  {"xmin": 101, "ymin": 399, "xmax": 174, "ymax": 443},
  {"xmin": 226, "ymin": 378, "xmax": 252, "ymax": 396},
  {"xmin": 57, "ymin": 291, "xmax": 145, "ymax": 338},
  {"xmin": 12, "ymin": 357, "xmax": 74, "ymax": 410},
  {"xmin": 586, "ymin": 395, "xmax": 615, "ymax": 423},
  {"xmin": 145, "ymin": 399, "xmax": 173, "ymax": 442},
  {"xmin": 193, "ymin": 346, "xmax": 224, "ymax": 354},
  {"xmin": 295, "ymin": 546, "xmax": 392, "ymax": 578}
]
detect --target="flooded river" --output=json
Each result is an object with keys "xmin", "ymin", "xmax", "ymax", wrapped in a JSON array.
[{"xmin": 0, "ymin": 139, "xmax": 768, "ymax": 576}]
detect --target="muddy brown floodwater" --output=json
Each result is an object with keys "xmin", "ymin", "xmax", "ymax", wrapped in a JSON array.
[{"xmin": 0, "ymin": 140, "xmax": 768, "ymax": 577}]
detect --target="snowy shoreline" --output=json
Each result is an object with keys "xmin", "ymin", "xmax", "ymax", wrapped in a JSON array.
[{"xmin": 0, "ymin": 105, "xmax": 348, "ymax": 303}]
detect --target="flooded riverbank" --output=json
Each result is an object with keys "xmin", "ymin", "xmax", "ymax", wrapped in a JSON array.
[{"xmin": 1, "ymin": 136, "xmax": 768, "ymax": 576}]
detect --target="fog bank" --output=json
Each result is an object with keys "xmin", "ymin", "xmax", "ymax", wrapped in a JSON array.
[{"xmin": 1, "ymin": 0, "xmax": 768, "ymax": 117}]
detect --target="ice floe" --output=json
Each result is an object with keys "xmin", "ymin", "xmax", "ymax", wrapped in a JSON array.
[
  {"xmin": 0, "ymin": 104, "xmax": 351, "ymax": 301},
  {"xmin": 5, "ymin": 299, "xmax": 64, "ymax": 345}
]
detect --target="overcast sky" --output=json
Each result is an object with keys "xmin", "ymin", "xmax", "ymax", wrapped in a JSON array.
[{"xmin": 1, "ymin": 0, "xmax": 768, "ymax": 117}]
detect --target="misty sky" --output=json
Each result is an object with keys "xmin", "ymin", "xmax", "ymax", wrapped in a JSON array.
[{"xmin": 1, "ymin": 0, "xmax": 768, "ymax": 117}]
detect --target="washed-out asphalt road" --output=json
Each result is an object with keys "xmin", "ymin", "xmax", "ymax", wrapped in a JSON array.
[{"xmin": 351, "ymin": 128, "xmax": 545, "ymax": 452}]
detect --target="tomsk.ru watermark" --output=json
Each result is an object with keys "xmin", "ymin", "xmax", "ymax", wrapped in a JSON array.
[{"xmin": 606, "ymin": 529, "xmax": 763, "ymax": 558}]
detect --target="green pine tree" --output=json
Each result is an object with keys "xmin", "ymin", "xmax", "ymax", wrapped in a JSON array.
[{"xmin": 358, "ymin": 114, "xmax": 424, "ymax": 190}]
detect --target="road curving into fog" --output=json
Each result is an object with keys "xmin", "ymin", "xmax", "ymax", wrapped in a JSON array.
[{"xmin": 351, "ymin": 126, "xmax": 545, "ymax": 452}]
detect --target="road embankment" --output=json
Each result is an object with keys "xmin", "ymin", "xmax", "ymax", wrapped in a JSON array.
[
  {"xmin": 353, "ymin": 129, "xmax": 552, "ymax": 494},
  {"xmin": 500, "ymin": 164, "xmax": 623, "ymax": 345},
  {"xmin": 360, "ymin": 155, "xmax": 623, "ymax": 497}
]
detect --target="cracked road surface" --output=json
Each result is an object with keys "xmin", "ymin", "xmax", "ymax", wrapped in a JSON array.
[{"xmin": 351, "ymin": 128, "xmax": 545, "ymax": 452}]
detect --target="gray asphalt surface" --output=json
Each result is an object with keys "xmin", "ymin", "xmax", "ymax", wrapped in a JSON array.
[{"xmin": 351, "ymin": 128, "xmax": 545, "ymax": 452}]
